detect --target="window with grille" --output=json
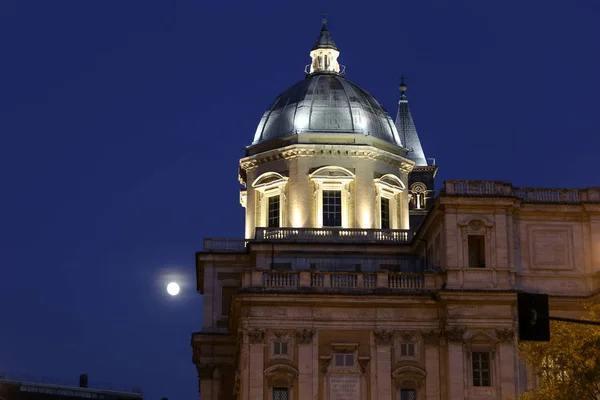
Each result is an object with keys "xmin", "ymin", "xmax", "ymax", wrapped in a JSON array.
[
  {"xmin": 273, "ymin": 387, "xmax": 289, "ymax": 400},
  {"xmin": 322, "ymin": 190, "xmax": 342, "ymax": 227},
  {"xmin": 333, "ymin": 353, "xmax": 354, "ymax": 368},
  {"xmin": 400, "ymin": 343, "xmax": 416, "ymax": 357},
  {"xmin": 273, "ymin": 341, "xmax": 289, "ymax": 356},
  {"xmin": 268, "ymin": 195, "xmax": 280, "ymax": 227},
  {"xmin": 400, "ymin": 389, "xmax": 416, "ymax": 400},
  {"xmin": 472, "ymin": 351, "xmax": 491, "ymax": 386},
  {"xmin": 381, "ymin": 197, "xmax": 390, "ymax": 229}
]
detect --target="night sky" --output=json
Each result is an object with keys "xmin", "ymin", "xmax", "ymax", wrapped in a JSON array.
[{"xmin": 1, "ymin": 1, "xmax": 599, "ymax": 399}]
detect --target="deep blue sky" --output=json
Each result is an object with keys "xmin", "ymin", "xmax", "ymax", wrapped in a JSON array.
[{"xmin": 1, "ymin": 0, "xmax": 599, "ymax": 399}]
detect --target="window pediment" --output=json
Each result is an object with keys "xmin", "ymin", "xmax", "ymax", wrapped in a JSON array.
[
  {"xmin": 252, "ymin": 172, "xmax": 289, "ymax": 192},
  {"xmin": 375, "ymin": 174, "xmax": 405, "ymax": 193},
  {"xmin": 392, "ymin": 365, "xmax": 426, "ymax": 388},
  {"xmin": 309, "ymin": 166, "xmax": 355, "ymax": 183}
]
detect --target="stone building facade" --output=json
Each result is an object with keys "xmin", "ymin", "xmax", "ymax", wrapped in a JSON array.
[{"xmin": 191, "ymin": 20, "xmax": 600, "ymax": 400}]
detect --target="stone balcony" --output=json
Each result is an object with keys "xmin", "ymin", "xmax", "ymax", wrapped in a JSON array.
[{"xmin": 240, "ymin": 270, "xmax": 439, "ymax": 294}]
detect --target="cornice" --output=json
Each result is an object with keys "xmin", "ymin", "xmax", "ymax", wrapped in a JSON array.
[{"xmin": 239, "ymin": 144, "xmax": 414, "ymax": 173}]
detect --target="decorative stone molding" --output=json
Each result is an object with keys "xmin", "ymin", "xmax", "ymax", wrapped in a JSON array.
[
  {"xmin": 373, "ymin": 330, "xmax": 394, "ymax": 346},
  {"xmin": 319, "ymin": 356, "xmax": 332, "ymax": 374},
  {"xmin": 247, "ymin": 329, "xmax": 266, "ymax": 344},
  {"xmin": 240, "ymin": 146, "xmax": 415, "ymax": 172},
  {"xmin": 358, "ymin": 357, "xmax": 371, "ymax": 374},
  {"xmin": 421, "ymin": 330, "xmax": 440, "ymax": 346},
  {"xmin": 397, "ymin": 331, "xmax": 415, "ymax": 341},
  {"xmin": 444, "ymin": 326, "xmax": 467, "ymax": 343},
  {"xmin": 496, "ymin": 328, "xmax": 515, "ymax": 344},
  {"xmin": 264, "ymin": 364, "xmax": 298, "ymax": 387},
  {"xmin": 392, "ymin": 366, "xmax": 427, "ymax": 389},
  {"xmin": 295, "ymin": 329, "xmax": 315, "ymax": 344}
]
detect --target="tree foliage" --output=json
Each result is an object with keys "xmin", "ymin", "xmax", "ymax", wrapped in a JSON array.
[{"xmin": 518, "ymin": 304, "xmax": 600, "ymax": 400}]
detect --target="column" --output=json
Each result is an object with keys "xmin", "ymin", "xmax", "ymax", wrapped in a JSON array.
[
  {"xmin": 422, "ymin": 331, "xmax": 441, "ymax": 400},
  {"xmin": 445, "ymin": 327, "xmax": 465, "ymax": 399},
  {"xmin": 373, "ymin": 330, "xmax": 393, "ymax": 399},
  {"xmin": 496, "ymin": 329, "xmax": 517, "ymax": 399},
  {"xmin": 297, "ymin": 329, "xmax": 316, "ymax": 400},
  {"xmin": 248, "ymin": 329, "xmax": 266, "ymax": 400}
]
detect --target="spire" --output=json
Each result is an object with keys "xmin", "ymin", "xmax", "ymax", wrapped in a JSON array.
[
  {"xmin": 312, "ymin": 15, "xmax": 337, "ymax": 51},
  {"xmin": 394, "ymin": 77, "xmax": 428, "ymax": 166},
  {"xmin": 307, "ymin": 15, "xmax": 342, "ymax": 75}
]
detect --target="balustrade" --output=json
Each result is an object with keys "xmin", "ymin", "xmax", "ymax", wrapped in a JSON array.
[
  {"xmin": 254, "ymin": 227, "xmax": 410, "ymax": 243},
  {"xmin": 443, "ymin": 180, "xmax": 600, "ymax": 204}
]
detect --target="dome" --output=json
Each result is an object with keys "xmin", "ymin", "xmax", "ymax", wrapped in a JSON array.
[{"xmin": 252, "ymin": 74, "xmax": 402, "ymax": 146}]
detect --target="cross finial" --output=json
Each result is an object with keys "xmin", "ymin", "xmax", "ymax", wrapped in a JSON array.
[
  {"xmin": 399, "ymin": 73, "xmax": 408, "ymax": 93},
  {"xmin": 321, "ymin": 12, "xmax": 328, "ymax": 26}
]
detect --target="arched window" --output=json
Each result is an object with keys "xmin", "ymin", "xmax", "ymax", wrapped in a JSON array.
[
  {"xmin": 374, "ymin": 174, "xmax": 405, "ymax": 229},
  {"xmin": 252, "ymin": 172, "xmax": 289, "ymax": 228},
  {"xmin": 410, "ymin": 182, "xmax": 427, "ymax": 210},
  {"xmin": 264, "ymin": 364, "xmax": 298, "ymax": 400},
  {"xmin": 309, "ymin": 166, "xmax": 355, "ymax": 228}
]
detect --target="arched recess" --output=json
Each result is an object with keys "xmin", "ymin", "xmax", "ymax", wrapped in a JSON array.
[
  {"xmin": 264, "ymin": 364, "xmax": 299, "ymax": 400},
  {"xmin": 410, "ymin": 182, "xmax": 427, "ymax": 210},
  {"xmin": 252, "ymin": 172, "xmax": 289, "ymax": 228},
  {"xmin": 309, "ymin": 166, "xmax": 355, "ymax": 228},
  {"xmin": 374, "ymin": 174, "xmax": 406, "ymax": 229},
  {"xmin": 392, "ymin": 365, "xmax": 426, "ymax": 399}
]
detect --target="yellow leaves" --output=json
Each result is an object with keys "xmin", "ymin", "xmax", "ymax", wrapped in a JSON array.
[{"xmin": 518, "ymin": 304, "xmax": 600, "ymax": 400}]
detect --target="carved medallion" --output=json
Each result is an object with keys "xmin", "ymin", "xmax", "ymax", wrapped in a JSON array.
[
  {"xmin": 373, "ymin": 330, "xmax": 394, "ymax": 346},
  {"xmin": 295, "ymin": 329, "xmax": 315, "ymax": 344},
  {"xmin": 247, "ymin": 329, "xmax": 266, "ymax": 344},
  {"xmin": 274, "ymin": 330, "xmax": 289, "ymax": 339}
]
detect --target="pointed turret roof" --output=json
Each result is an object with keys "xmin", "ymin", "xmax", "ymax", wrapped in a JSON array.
[
  {"xmin": 395, "ymin": 80, "xmax": 428, "ymax": 166},
  {"xmin": 312, "ymin": 18, "xmax": 337, "ymax": 50}
]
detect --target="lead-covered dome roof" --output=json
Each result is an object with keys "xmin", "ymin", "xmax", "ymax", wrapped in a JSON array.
[{"xmin": 252, "ymin": 74, "xmax": 402, "ymax": 146}]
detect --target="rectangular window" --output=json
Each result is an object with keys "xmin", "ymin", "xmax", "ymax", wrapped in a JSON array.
[
  {"xmin": 273, "ymin": 388, "xmax": 289, "ymax": 400},
  {"xmin": 322, "ymin": 190, "xmax": 342, "ymax": 227},
  {"xmin": 273, "ymin": 341, "xmax": 289, "ymax": 356},
  {"xmin": 400, "ymin": 343, "xmax": 415, "ymax": 357},
  {"xmin": 472, "ymin": 352, "xmax": 491, "ymax": 386},
  {"xmin": 268, "ymin": 195, "xmax": 280, "ymax": 227},
  {"xmin": 221, "ymin": 286, "xmax": 237, "ymax": 316},
  {"xmin": 468, "ymin": 235, "xmax": 486, "ymax": 268},
  {"xmin": 400, "ymin": 389, "xmax": 416, "ymax": 400},
  {"xmin": 381, "ymin": 197, "xmax": 390, "ymax": 229},
  {"xmin": 333, "ymin": 353, "xmax": 354, "ymax": 367}
]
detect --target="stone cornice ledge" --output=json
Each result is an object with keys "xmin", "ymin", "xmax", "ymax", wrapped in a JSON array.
[{"xmin": 240, "ymin": 143, "xmax": 415, "ymax": 172}]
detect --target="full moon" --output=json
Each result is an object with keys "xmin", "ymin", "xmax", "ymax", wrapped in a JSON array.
[{"xmin": 167, "ymin": 282, "xmax": 180, "ymax": 296}]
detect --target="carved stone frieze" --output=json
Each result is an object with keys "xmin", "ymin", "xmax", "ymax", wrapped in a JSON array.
[
  {"xmin": 444, "ymin": 327, "xmax": 466, "ymax": 343},
  {"xmin": 247, "ymin": 329, "xmax": 266, "ymax": 344},
  {"xmin": 295, "ymin": 329, "xmax": 315, "ymax": 344},
  {"xmin": 374, "ymin": 330, "xmax": 394, "ymax": 346},
  {"xmin": 496, "ymin": 328, "xmax": 515, "ymax": 344},
  {"xmin": 421, "ymin": 330, "xmax": 441, "ymax": 346}
]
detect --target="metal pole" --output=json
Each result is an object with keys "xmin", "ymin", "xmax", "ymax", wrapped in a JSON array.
[{"xmin": 547, "ymin": 316, "xmax": 600, "ymax": 327}]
